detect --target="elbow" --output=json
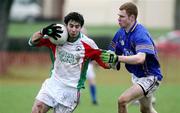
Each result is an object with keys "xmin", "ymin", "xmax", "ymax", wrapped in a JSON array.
[
  {"xmin": 136, "ymin": 58, "xmax": 145, "ymax": 64},
  {"xmin": 135, "ymin": 53, "xmax": 146, "ymax": 64},
  {"xmin": 135, "ymin": 55, "xmax": 145, "ymax": 64}
]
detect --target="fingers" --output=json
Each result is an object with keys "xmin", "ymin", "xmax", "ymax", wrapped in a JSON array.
[
  {"xmin": 56, "ymin": 29, "xmax": 63, "ymax": 34},
  {"xmin": 49, "ymin": 23, "xmax": 56, "ymax": 27},
  {"xmin": 55, "ymin": 33, "xmax": 61, "ymax": 38},
  {"xmin": 54, "ymin": 25, "xmax": 62, "ymax": 29},
  {"xmin": 46, "ymin": 23, "xmax": 56, "ymax": 29},
  {"xmin": 100, "ymin": 50, "xmax": 118, "ymax": 63},
  {"xmin": 53, "ymin": 25, "xmax": 64, "ymax": 36},
  {"xmin": 52, "ymin": 36, "xmax": 58, "ymax": 40},
  {"xmin": 54, "ymin": 26, "xmax": 63, "ymax": 32},
  {"xmin": 100, "ymin": 52, "xmax": 110, "ymax": 63},
  {"xmin": 51, "ymin": 32, "xmax": 61, "ymax": 40}
]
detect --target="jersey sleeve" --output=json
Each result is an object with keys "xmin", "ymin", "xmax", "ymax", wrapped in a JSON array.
[
  {"xmin": 29, "ymin": 37, "xmax": 56, "ymax": 48},
  {"xmin": 82, "ymin": 39, "xmax": 110, "ymax": 69},
  {"xmin": 134, "ymin": 31, "xmax": 156, "ymax": 55}
]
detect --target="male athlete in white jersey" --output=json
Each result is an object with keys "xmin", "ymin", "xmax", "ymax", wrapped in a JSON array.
[{"xmin": 29, "ymin": 12, "xmax": 110, "ymax": 113}]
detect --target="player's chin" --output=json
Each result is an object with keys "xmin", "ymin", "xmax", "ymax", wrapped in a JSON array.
[
  {"xmin": 119, "ymin": 23, "xmax": 123, "ymax": 27},
  {"xmin": 70, "ymin": 34, "xmax": 78, "ymax": 38}
]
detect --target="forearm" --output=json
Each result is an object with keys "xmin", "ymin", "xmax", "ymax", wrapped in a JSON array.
[
  {"xmin": 96, "ymin": 58, "xmax": 111, "ymax": 69},
  {"xmin": 30, "ymin": 31, "xmax": 43, "ymax": 44},
  {"xmin": 118, "ymin": 53, "xmax": 146, "ymax": 64}
]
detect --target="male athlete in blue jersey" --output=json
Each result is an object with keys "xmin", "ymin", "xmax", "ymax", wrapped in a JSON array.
[{"xmin": 101, "ymin": 2, "xmax": 162, "ymax": 113}]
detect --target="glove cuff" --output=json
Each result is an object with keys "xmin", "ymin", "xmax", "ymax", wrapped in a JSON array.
[
  {"xmin": 115, "ymin": 56, "xmax": 118, "ymax": 63},
  {"xmin": 109, "ymin": 54, "xmax": 118, "ymax": 63}
]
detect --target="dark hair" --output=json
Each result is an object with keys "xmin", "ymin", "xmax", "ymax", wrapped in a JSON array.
[
  {"xmin": 119, "ymin": 2, "xmax": 138, "ymax": 20},
  {"xmin": 64, "ymin": 12, "xmax": 84, "ymax": 27}
]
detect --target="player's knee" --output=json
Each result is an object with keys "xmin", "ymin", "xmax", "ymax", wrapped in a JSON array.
[
  {"xmin": 140, "ymin": 106, "xmax": 151, "ymax": 113},
  {"xmin": 118, "ymin": 96, "xmax": 128, "ymax": 107},
  {"xmin": 31, "ymin": 102, "xmax": 44, "ymax": 113},
  {"xmin": 140, "ymin": 109, "xmax": 150, "ymax": 113}
]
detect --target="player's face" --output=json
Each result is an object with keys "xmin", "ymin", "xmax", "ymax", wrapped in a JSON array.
[
  {"xmin": 66, "ymin": 20, "xmax": 82, "ymax": 38},
  {"xmin": 117, "ymin": 10, "xmax": 131, "ymax": 29}
]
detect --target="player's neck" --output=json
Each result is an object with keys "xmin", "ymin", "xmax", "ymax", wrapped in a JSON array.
[
  {"xmin": 125, "ymin": 21, "xmax": 136, "ymax": 33},
  {"xmin": 67, "ymin": 33, "xmax": 80, "ymax": 42}
]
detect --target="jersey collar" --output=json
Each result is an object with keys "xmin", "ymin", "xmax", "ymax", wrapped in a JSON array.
[
  {"xmin": 125, "ymin": 21, "xmax": 138, "ymax": 34},
  {"xmin": 130, "ymin": 21, "xmax": 138, "ymax": 32},
  {"xmin": 67, "ymin": 33, "xmax": 80, "ymax": 43}
]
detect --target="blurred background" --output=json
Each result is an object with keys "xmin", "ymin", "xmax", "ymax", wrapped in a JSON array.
[{"xmin": 0, "ymin": 0, "xmax": 180, "ymax": 113}]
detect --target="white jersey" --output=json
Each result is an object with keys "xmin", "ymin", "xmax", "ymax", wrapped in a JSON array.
[
  {"xmin": 29, "ymin": 33, "xmax": 107, "ymax": 90},
  {"xmin": 52, "ymin": 33, "xmax": 98, "ymax": 88}
]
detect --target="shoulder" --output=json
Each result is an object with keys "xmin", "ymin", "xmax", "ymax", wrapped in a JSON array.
[
  {"xmin": 116, "ymin": 28, "xmax": 124, "ymax": 35},
  {"xmin": 80, "ymin": 33, "xmax": 98, "ymax": 49},
  {"xmin": 132, "ymin": 24, "xmax": 151, "ymax": 39},
  {"xmin": 135, "ymin": 24, "xmax": 149, "ymax": 34},
  {"xmin": 80, "ymin": 33, "xmax": 94, "ymax": 43}
]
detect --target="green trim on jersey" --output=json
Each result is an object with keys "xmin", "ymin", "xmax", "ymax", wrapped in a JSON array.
[
  {"xmin": 28, "ymin": 37, "xmax": 36, "ymax": 47},
  {"xmin": 48, "ymin": 48, "xmax": 55, "ymax": 77},
  {"xmin": 77, "ymin": 59, "xmax": 90, "ymax": 90}
]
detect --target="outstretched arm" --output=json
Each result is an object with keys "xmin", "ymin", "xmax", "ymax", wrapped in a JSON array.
[
  {"xmin": 118, "ymin": 52, "xmax": 146, "ymax": 64},
  {"xmin": 29, "ymin": 23, "xmax": 63, "ymax": 45},
  {"xmin": 101, "ymin": 50, "xmax": 146, "ymax": 65}
]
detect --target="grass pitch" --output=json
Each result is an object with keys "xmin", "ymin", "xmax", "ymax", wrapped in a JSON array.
[{"xmin": 0, "ymin": 57, "xmax": 180, "ymax": 113}]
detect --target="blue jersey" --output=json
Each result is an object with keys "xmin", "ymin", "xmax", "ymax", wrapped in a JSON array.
[{"xmin": 108, "ymin": 22, "xmax": 163, "ymax": 81}]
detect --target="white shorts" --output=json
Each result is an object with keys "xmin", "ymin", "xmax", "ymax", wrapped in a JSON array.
[
  {"xmin": 131, "ymin": 75, "xmax": 160, "ymax": 97},
  {"xmin": 36, "ymin": 78, "xmax": 80, "ymax": 113},
  {"xmin": 86, "ymin": 63, "xmax": 95, "ymax": 79}
]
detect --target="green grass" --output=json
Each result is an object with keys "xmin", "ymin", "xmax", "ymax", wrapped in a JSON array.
[
  {"xmin": 0, "ymin": 83, "xmax": 179, "ymax": 113},
  {"xmin": 0, "ymin": 57, "xmax": 180, "ymax": 113},
  {"xmin": 8, "ymin": 22, "xmax": 52, "ymax": 38},
  {"xmin": 8, "ymin": 22, "xmax": 171, "ymax": 39},
  {"xmin": 0, "ymin": 84, "xmax": 39, "ymax": 113}
]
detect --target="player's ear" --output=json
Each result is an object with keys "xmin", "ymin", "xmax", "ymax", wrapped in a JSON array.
[{"xmin": 130, "ymin": 15, "xmax": 135, "ymax": 21}]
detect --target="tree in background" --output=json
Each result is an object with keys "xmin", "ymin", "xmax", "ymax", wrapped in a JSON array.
[
  {"xmin": 0, "ymin": 0, "xmax": 13, "ymax": 74},
  {"xmin": 175, "ymin": 0, "xmax": 180, "ymax": 29}
]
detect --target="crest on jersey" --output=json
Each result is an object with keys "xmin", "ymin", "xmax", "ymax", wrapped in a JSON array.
[
  {"xmin": 120, "ymin": 40, "xmax": 124, "ymax": 46},
  {"xmin": 119, "ymin": 36, "xmax": 124, "ymax": 46},
  {"xmin": 75, "ymin": 46, "xmax": 82, "ymax": 51}
]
